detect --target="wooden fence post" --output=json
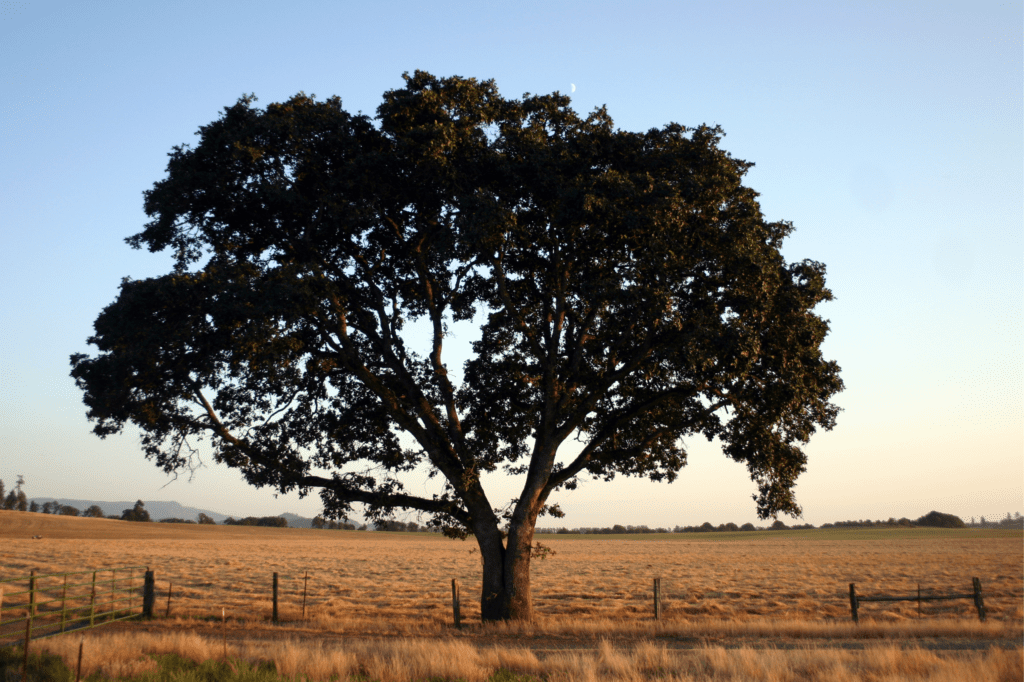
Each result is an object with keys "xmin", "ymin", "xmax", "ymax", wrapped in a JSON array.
[
  {"xmin": 972, "ymin": 577, "xmax": 986, "ymax": 621},
  {"xmin": 849, "ymin": 583, "xmax": 858, "ymax": 623},
  {"xmin": 22, "ymin": 616, "xmax": 31, "ymax": 675},
  {"xmin": 917, "ymin": 584, "xmax": 921, "ymax": 619},
  {"xmin": 166, "ymin": 582, "xmax": 172, "ymax": 618},
  {"xmin": 451, "ymin": 578, "xmax": 461, "ymax": 629},
  {"xmin": 76, "ymin": 639, "xmax": 84, "ymax": 682},
  {"xmin": 108, "ymin": 569, "xmax": 116, "ymax": 620},
  {"xmin": 272, "ymin": 572, "xmax": 279, "ymax": 623},
  {"xmin": 28, "ymin": 570, "xmax": 36, "ymax": 617},
  {"xmin": 61, "ymin": 574, "xmax": 69, "ymax": 633},
  {"xmin": 653, "ymin": 578, "xmax": 662, "ymax": 620},
  {"xmin": 302, "ymin": 571, "xmax": 308, "ymax": 620},
  {"xmin": 89, "ymin": 572, "xmax": 97, "ymax": 626},
  {"xmin": 143, "ymin": 570, "xmax": 155, "ymax": 618}
]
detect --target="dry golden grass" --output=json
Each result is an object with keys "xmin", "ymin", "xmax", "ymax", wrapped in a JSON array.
[
  {"xmin": 3, "ymin": 511, "xmax": 1021, "ymax": 680},
  {"xmin": 1, "ymin": 510, "xmax": 1020, "ymax": 633},
  {"xmin": 28, "ymin": 629, "xmax": 1024, "ymax": 681}
]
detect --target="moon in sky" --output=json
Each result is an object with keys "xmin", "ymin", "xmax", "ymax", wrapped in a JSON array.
[{"xmin": 571, "ymin": 83, "xmax": 576, "ymax": 93}]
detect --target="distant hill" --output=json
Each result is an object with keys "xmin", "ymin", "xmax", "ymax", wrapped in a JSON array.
[
  {"xmin": 29, "ymin": 498, "xmax": 317, "ymax": 528},
  {"xmin": 280, "ymin": 512, "xmax": 316, "ymax": 528}
]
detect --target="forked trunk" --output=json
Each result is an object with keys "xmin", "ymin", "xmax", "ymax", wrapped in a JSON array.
[
  {"xmin": 502, "ymin": 517, "xmax": 537, "ymax": 620},
  {"xmin": 477, "ymin": 514, "xmax": 538, "ymax": 621}
]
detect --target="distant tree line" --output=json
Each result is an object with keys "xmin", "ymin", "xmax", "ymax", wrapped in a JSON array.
[
  {"xmin": 967, "ymin": 512, "xmax": 1023, "ymax": 529},
  {"xmin": 7, "ymin": 483, "xmax": 1021, "ymax": 533},
  {"xmin": 311, "ymin": 515, "xmax": 360, "ymax": 530},
  {"xmin": 222, "ymin": 515, "xmax": 289, "ymax": 527},
  {"xmin": 309, "ymin": 516, "xmax": 437, "ymax": 532},
  {"xmin": 374, "ymin": 520, "xmax": 434, "ymax": 532},
  {"xmin": 535, "ymin": 521, "xmax": 812, "ymax": 534},
  {"xmin": 536, "ymin": 511, "xmax": 1022, "ymax": 534}
]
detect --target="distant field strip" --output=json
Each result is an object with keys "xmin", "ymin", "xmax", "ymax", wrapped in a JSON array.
[{"xmin": 0, "ymin": 512, "xmax": 1020, "ymax": 630}]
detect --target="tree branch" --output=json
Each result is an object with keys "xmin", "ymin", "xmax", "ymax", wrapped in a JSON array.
[
  {"xmin": 297, "ymin": 474, "xmax": 472, "ymax": 526},
  {"xmin": 544, "ymin": 389, "xmax": 726, "ymax": 495}
]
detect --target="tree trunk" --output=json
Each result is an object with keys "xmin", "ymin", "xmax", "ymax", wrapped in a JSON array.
[
  {"xmin": 476, "ymin": 526, "xmax": 508, "ymax": 621},
  {"xmin": 502, "ymin": 516, "xmax": 536, "ymax": 621},
  {"xmin": 475, "ymin": 509, "xmax": 538, "ymax": 621}
]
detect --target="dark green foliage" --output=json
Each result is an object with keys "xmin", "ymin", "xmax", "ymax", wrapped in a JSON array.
[
  {"xmin": 159, "ymin": 517, "xmax": 197, "ymax": 523},
  {"xmin": 197, "ymin": 513, "xmax": 216, "ymax": 524},
  {"xmin": 915, "ymin": 510, "xmax": 966, "ymax": 528},
  {"xmin": 0, "ymin": 645, "xmax": 73, "ymax": 682},
  {"xmin": 819, "ymin": 516, "xmax": 937, "ymax": 529},
  {"xmin": 58, "ymin": 505, "xmax": 80, "ymax": 516},
  {"xmin": 122, "ymin": 500, "xmax": 152, "ymax": 522},
  {"xmin": 376, "ymin": 519, "xmax": 428, "ymax": 532},
  {"xmin": 70, "ymin": 72, "xmax": 842, "ymax": 620},
  {"xmin": 83, "ymin": 505, "xmax": 106, "ymax": 518},
  {"xmin": 3, "ymin": 476, "xmax": 27, "ymax": 511}
]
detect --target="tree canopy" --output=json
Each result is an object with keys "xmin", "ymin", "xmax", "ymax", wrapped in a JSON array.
[
  {"xmin": 121, "ymin": 500, "xmax": 151, "ymax": 522},
  {"xmin": 71, "ymin": 72, "xmax": 842, "ymax": 620}
]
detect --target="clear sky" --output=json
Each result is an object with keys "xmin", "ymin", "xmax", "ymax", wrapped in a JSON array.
[{"xmin": 1, "ymin": 0, "xmax": 1020, "ymax": 528}]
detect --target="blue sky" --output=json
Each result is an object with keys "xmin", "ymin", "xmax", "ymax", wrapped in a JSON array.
[{"xmin": 1, "ymin": 0, "xmax": 1020, "ymax": 527}]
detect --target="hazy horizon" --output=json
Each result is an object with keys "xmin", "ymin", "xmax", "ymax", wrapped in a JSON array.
[{"xmin": 1, "ymin": 1, "xmax": 1020, "ymax": 529}]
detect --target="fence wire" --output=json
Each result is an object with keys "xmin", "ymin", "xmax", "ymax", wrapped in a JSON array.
[{"xmin": 0, "ymin": 566, "xmax": 148, "ymax": 645}]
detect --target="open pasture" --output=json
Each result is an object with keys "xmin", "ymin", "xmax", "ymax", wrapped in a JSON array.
[{"xmin": 1, "ymin": 510, "xmax": 1020, "ymax": 633}]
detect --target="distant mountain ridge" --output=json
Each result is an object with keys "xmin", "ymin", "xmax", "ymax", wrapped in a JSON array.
[{"xmin": 28, "ymin": 498, "xmax": 317, "ymax": 528}]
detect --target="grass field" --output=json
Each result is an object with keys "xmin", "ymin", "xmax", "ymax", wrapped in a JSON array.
[
  {"xmin": 1, "ymin": 510, "xmax": 1021, "ymax": 680},
  {"xmin": 1, "ymin": 510, "xmax": 1020, "ymax": 627}
]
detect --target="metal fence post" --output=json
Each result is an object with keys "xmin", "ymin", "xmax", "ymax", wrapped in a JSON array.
[{"xmin": 143, "ymin": 570, "xmax": 156, "ymax": 618}]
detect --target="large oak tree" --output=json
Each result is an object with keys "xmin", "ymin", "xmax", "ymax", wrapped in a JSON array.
[{"xmin": 71, "ymin": 72, "xmax": 843, "ymax": 621}]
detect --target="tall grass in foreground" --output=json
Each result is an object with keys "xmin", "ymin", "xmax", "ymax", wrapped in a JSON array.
[{"xmin": 23, "ymin": 631, "xmax": 1024, "ymax": 681}]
